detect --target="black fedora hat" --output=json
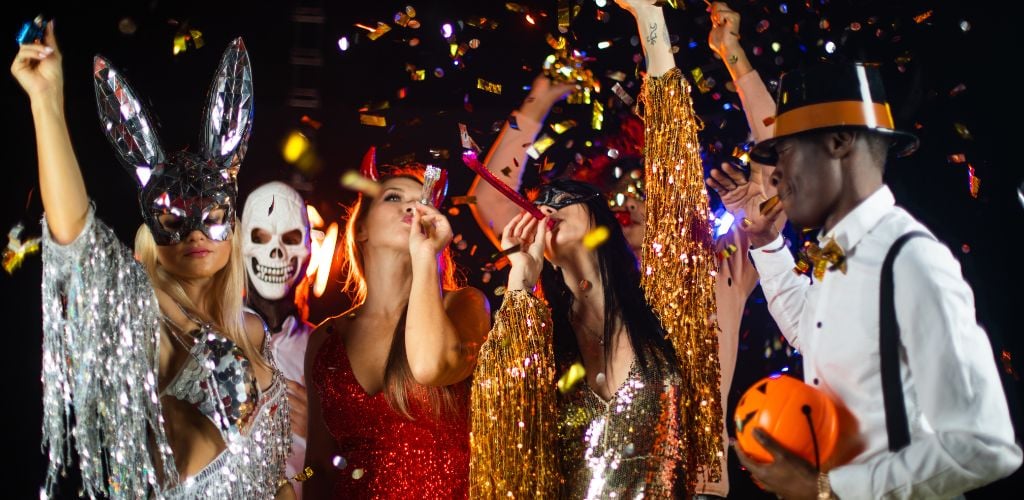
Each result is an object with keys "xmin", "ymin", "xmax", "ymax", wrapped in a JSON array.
[{"xmin": 750, "ymin": 62, "xmax": 919, "ymax": 165}]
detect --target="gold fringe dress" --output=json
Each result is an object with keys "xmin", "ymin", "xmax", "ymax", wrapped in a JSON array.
[{"xmin": 470, "ymin": 69, "xmax": 724, "ymax": 499}]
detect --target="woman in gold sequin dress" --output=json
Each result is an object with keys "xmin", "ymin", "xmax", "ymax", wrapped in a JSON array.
[{"xmin": 469, "ymin": 1, "xmax": 724, "ymax": 498}]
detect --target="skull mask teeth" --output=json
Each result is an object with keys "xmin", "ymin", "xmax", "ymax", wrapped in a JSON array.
[{"xmin": 241, "ymin": 182, "xmax": 311, "ymax": 300}]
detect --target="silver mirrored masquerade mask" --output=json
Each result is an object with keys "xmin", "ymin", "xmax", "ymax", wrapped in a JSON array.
[{"xmin": 93, "ymin": 38, "xmax": 254, "ymax": 245}]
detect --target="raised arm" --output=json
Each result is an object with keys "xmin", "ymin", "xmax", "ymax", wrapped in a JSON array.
[
  {"xmin": 617, "ymin": 0, "xmax": 725, "ymax": 490},
  {"xmin": 405, "ymin": 204, "xmax": 491, "ymax": 387},
  {"xmin": 469, "ymin": 212, "xmax": 559, "ymax": 498},
  {"xmin": 467, "ymin": 75, "xmax": 572, "ymax": 248},
  {"xmin": 11, "ymin": 22, "xmax": 89, "ymax": 244}
]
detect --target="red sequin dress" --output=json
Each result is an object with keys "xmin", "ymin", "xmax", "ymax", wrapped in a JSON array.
[{"xmin": 314, "ymin": 322, "xmax": 470, "ymax": 499}]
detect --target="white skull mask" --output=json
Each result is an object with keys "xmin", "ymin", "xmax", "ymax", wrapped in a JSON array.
[{"xmin": 241, "ymin": 182, "xmax": 311, "ymax": 300}]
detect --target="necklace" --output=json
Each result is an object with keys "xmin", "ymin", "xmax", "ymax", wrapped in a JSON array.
[{"xmin": 574, "ymin": 321, "xmax": 605, "ymax": 346}]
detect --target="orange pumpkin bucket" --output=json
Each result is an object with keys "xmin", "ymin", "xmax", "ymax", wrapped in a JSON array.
[{"xmin": 734, "ymin": 373, "xmax": 840, "ymax": 469}]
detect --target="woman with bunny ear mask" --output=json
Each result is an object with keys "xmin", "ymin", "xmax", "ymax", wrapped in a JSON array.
[{"xmin": 13, "ymin": 23, "xmax": 293, "ymax": 499}]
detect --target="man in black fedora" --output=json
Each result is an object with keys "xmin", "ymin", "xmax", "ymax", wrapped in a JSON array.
[{"xmin": 733, "ymin": 62, "xmax": 1021, "ymax": 499}]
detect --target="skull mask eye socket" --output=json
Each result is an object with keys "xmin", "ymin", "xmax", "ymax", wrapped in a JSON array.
[
  {"xmin": 281, "ymin": 229, "xmax": 304, "ymax": 245},
  {"xmin": 251, "ymin": 227, "xmax": 272, "ymax": 244}
]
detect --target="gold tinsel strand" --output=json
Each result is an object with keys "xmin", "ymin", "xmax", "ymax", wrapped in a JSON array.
[
  {"xmin": 638, "ymin": 68, "xmax": 724, "ymax": 495},
  {"xmin": 469, "ymin": 290, "xmax": 560, "ymax": 498}
]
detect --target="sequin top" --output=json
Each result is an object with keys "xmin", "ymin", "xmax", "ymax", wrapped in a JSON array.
[
  {"xmin": 557, "ymin": 355, "xmax": 685, "ymax": 498},
  {"xmin": 313, "ymin": 321, "xmax": 470, "ymax": 499},
  {"xmin": 469, "ymin": 69, "xmax": 723, "ymax": 499},
  {"xmin": 40, "ymin": 207, "xmax": 291, "ymax": 499}
]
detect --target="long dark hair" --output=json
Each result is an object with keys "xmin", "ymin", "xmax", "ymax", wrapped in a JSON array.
[{"xmin": 538, "ymin": 179, "xmax": 678, "ymax": 377}]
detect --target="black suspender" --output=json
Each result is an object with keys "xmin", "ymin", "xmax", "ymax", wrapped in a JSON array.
[{"xmin": 879, "ymin": 230, "xmax": 931, "ymax": 452}]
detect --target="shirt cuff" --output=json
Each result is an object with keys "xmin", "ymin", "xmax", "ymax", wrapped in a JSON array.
[{"xmin": 749, "ymin": 234, "xmax": 796, "ymax": 278}]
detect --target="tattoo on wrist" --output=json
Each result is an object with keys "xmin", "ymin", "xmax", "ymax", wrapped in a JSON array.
[{"xmin": 647, "ymin": 22, "xmax": 658, "ymax": 45}]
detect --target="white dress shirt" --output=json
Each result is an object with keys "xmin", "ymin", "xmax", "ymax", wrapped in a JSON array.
[{"xmin": 750, "ymin": 186, "xmax": 1021, "ymax": 499}]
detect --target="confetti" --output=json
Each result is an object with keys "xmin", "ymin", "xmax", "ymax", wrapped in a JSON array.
[
  {"xmin": 3, "ymin": 222, "xmax": 40, "ymax": 274},
  {"xmin": 947, "ymin": 153, "xmax": 966, "ymax": 164},
  {"xmin": 592, "ymin": 100, "xmax": 604, "ymax": 131},
  {"xmin": 557, "ymin": 362, "xmax": 586, "ymax": 394},
  {"xmin": 551, "ymin": 120, "xmax": 578, "ymax": 134},
  {"xmin": 953, "ymin": 122, "xmax": 973, "ymax": 140},
  {"xmin": 611, "ymin": 83, "xmax": 634, "ymax": 105},
  {"xmin": 352, "ymin": 468, "xmax": 365, "ymax": 480},
  {"xmin": 359, "ymin": 114, "xmax": 386, "ymax": 127},
  {"xmin": 526, "ymin": 135, "xmax": 556, "ymax": 159},
  {"xmin": 459, "ymin": 123, "xmax": 482, "ymax": 152},
  {"xmin": 476, "ymin": 78, "xmax": 502, "ymax": 94},
  {"xmin": 340, "ymin": 171, "xmax": 383, "ymax": 198},
  {"xmin": 583, "ymin": 226, "xmax": 610, "ymax": 250},
  {"xmin": 913, "ymin": 10, "xmax": 934, "ymax": 24},
  {"xmin": 172, "ymin": 28, "xmax": 204, "ymax": 56},
  {"xmin": 282, "ymin": 131, "xmax": 311, "ymax": 164},
  {"xmin": 331, "ymin": 455, "xmax": 348, "ymax": 469},
  {"xmin": 967, "ymin": 164, "xmax": 980, "ymax": 198},
  {"xmin": 759, "ymin": 195, "xmax": 781, "ymax": 214},
  {"xmin": 411, "ymin": 69, "xmax": 426, "ymax": 81},
  {"xmin": 718, "ymin": 243, "xmax": 738, "ymax": 262}
]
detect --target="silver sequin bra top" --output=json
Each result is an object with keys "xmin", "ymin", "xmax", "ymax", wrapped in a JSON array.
[{"xmin": 160, "ymin": 320, "xmax": 259, "ymax": 435}]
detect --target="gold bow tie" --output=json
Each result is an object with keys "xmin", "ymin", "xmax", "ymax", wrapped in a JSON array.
[{"xmin": 795, "ymin": 238, "xmax": 847, "ymax": 281}]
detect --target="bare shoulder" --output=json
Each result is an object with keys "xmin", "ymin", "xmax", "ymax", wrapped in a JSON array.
[
  {"xmin": 243, "ymin": 310, "xmax": 270, "ymax": 348},
  {"xmin": 306, "ymin": 307, "xmax": 357, "ymax": 361},
  {"xmin": 443, "ymin": 286, "xmax": 490, "ymax": 314}
]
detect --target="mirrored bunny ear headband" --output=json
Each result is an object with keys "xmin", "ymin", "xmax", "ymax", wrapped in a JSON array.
[{"xmin": 93, "ymin": 37, "xmax": 254, "ymax": 245}]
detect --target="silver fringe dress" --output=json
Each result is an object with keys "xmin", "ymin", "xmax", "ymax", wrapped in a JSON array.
[{"xmin": 40, "ymin": 207, "xmax": 291, "ymax": 499}]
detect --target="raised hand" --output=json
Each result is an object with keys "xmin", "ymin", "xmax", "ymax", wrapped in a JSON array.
[
  {"xmin": 708, "ymin": 2, "xmax": 741, "ymax": 60},
  {"xmin": 11, "ymin": 21, "xmax": 63, "ymax": 104},
  {"xmin": 706, "ymin": 162, "xmax": 783, "ymax": 244},
  {"xmin": 501, "ymin": 211, "xmax": 548, "ymax": 292},
  {"xmin": 409, "ymin": 204, "xmax": 454, "ymax": 262}
]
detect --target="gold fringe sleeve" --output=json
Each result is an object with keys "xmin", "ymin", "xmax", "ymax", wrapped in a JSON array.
[
  {"xmin": 469, "ymin": 290, "xmax": 561, "ymax": 498},
  {"xmin": 638, "ymin": 68, "xmax": 725, "ymax": 494}
]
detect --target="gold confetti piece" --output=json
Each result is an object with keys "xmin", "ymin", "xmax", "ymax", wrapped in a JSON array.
[
  {"xmin": 759, "ymin": 195, "xmax": 781, "ymax": 214},
  {"xmin": 359, "ymin": 114, "xmax": 386, "ymax": 127},
  {"xmin": 501, "ymin": 166, "xmax": 512, "ymax": 177},
  {"xmin": 717, "ymin": 243, "xmax": 738, "ymax": 261},
  {"xmin": 954, "ymin": 122, "xmax": 973, "ymax": 140},
  {"xmin": 550, "ymin": 119, "xmax": 577, "ymax": 134},
  {"xmin": 493, "ymin": 285, "xmax": 507, "ymax": 296},
  {"xmin": 356, "ymin": 22, "xmax": 392, "ymax": 41},
  {"xmin": 526, "ymin": 135, "xmax": 556, "ymax": 160},
  {"xmin": 3, "ymin": 222, "xmax": 40, "ymax": 274},
  {"xmin": 557, "ymin": 0, "xmax": 571, "ymax": 33},
  {"xmin": 583, "ymin": 226, "xmax": 610, "ymax": 250},
  {"xmin": 172, "ymin": 28, "xmax": 204, "ymax": 56},
  {"xmin": 606, "ymin": 70, "xmax": 627, "ymax": 82},
  {"xmin": 351, "ymin": 468, "xmax": 365, "ymax": 480},
  {"xmin": 476, "ymin": 78, "xmax": 502, "ymax": 94},
  {"xmin": 592, "ymin": 100, "xmax": 604, "ymax": 131},
  {"xmin": 913, "ymin": 10, "xmax": 934, "ymax": 23},
  {"xmin": 557, "ymin": 362, "xmax": 586, "ymax": 394},
  {"xmin": 340, "ymin": 171, "xmax": 384, "ymax": 198},
  {"xmin": 967, "ymin": 164, "xmax": 981, "ymax": 198},
  {"xmin": 411, "ymin": 69, "xmax": 426, "ymax": 81},
  {"xmin": 459, "ymin": 123, "xmax": 481, "ymax": 152},
  {"xmin": 948, "ymin": 153, "xmax": 966, "ymax": 164},
  {"xmin": 505, "ymin": 2, "xmax": 527, "ymax": 13}
]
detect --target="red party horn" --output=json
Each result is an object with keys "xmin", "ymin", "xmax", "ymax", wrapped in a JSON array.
[{"xmin": 462, "ymin": 150, "xmax": 554, "ymax": 229}]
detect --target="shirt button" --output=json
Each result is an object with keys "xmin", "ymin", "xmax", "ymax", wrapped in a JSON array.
[
  {"xmin": 817, "ymin": 321, "xmax": 822, "ymax": 328},
  {"xmin": 727, "ymin": 277, "xmax": 733, "ymax": 287},
  {"xmin": 813, "ymin": 378, "xmax": 819, "ymax": 385}
]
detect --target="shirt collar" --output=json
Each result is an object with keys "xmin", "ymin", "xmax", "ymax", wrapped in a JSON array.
[{"xmin": 819, "ymin": 185, "xmax": 895, "ymax": 252}]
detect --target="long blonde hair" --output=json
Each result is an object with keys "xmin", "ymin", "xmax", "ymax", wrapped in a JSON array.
[
  {"xmin": 340, "ymin": 168, "xmax": 461, "ymax": 419},
  {"xmin": 134, "ymin": 223, "xmax": 267, "ymax": 369}
]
